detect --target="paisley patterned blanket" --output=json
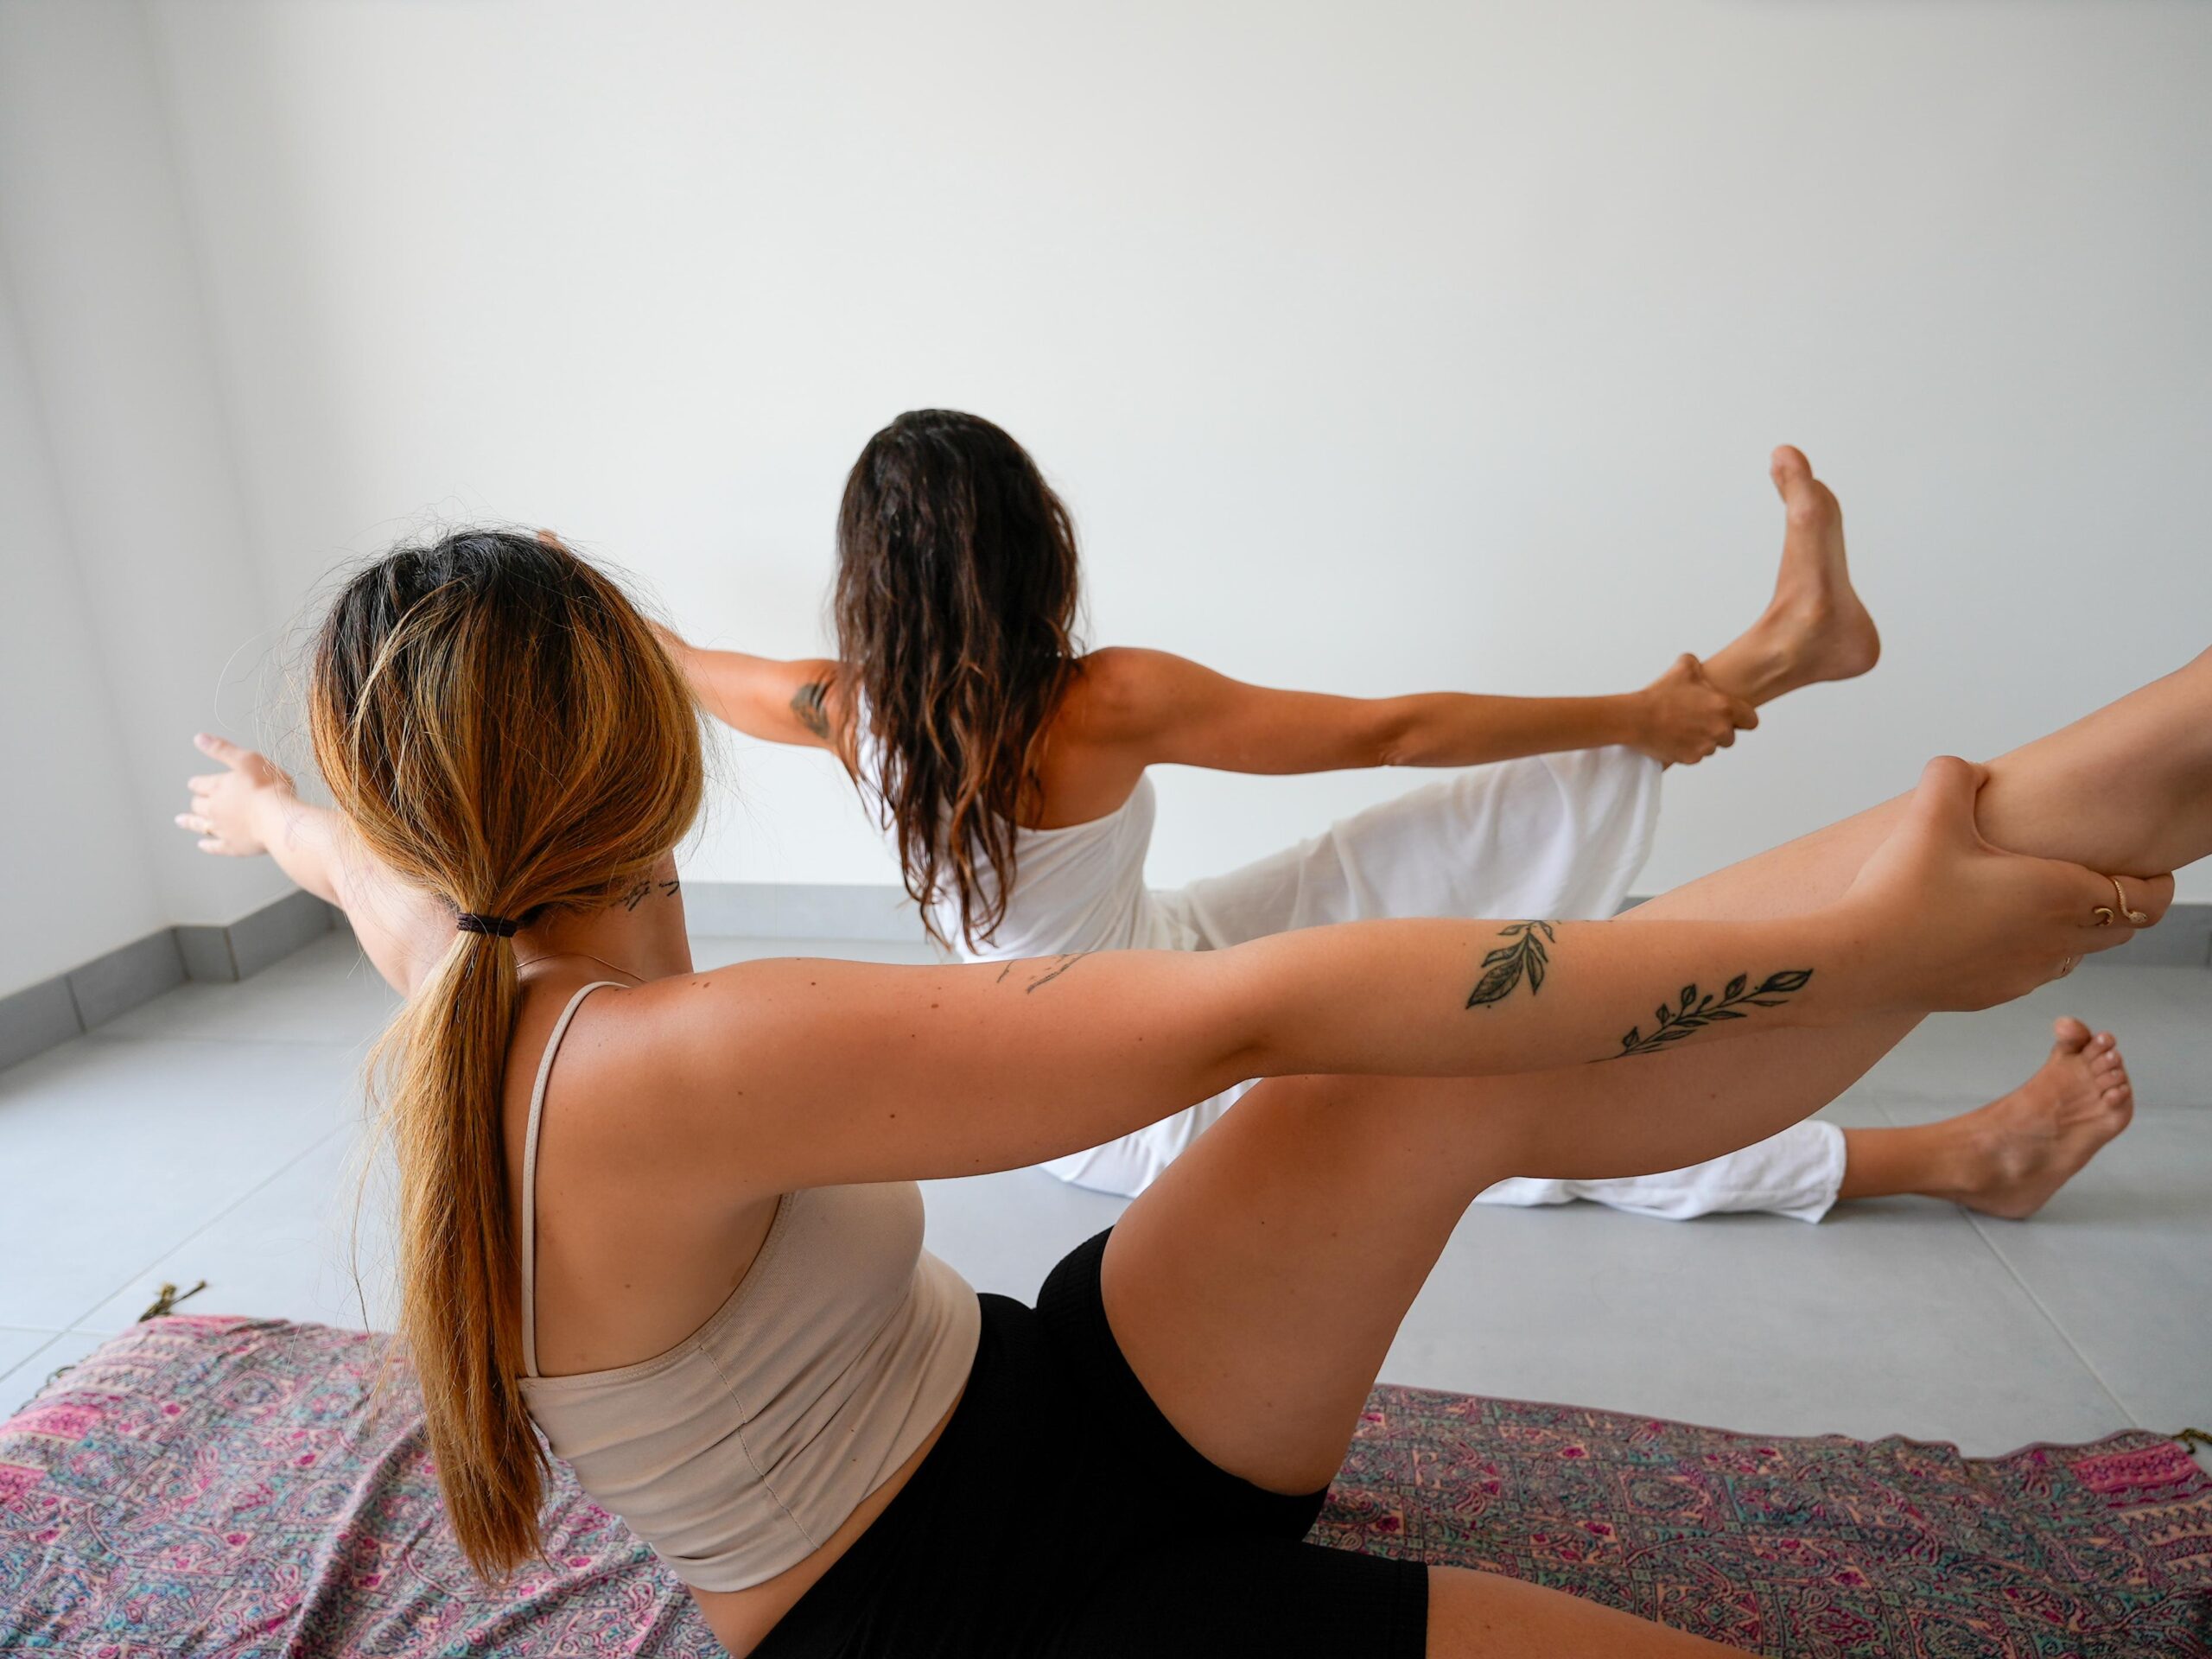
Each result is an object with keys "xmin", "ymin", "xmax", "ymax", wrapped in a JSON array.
[{"xmin": 2, "ymin": 1315, "xmax": 2206, "ymax": 1656}]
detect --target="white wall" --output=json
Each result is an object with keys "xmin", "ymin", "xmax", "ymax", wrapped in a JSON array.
[
  {"xmin": 0, "ymin": 0, "xmax": 294, "ymax": 992},
  {"xmin": 14, "ymin": 0, "xmax": 2212, "ymax": 950},
  {"xmin": 0, "ymin": 265, "xmax": 166, "ymax": 995}
]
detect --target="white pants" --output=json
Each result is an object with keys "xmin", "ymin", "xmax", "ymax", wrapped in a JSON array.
[{"xmin": 1039, "ymin": 748, "xmax": 1848, "ymax": 1223}]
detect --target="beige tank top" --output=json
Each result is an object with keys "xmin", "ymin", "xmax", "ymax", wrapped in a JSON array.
[{"xmin": 516, "ymin": 982, "xmax": 981, "ymax": 1592}]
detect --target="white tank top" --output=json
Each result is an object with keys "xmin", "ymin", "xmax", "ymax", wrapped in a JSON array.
[
  {"xmin": 516, "ymin": 983, "xmax": 981, "ymax": 1592},
  {"xmin": 855, "ymin": 725, "xmax": 1192, "ymax": 961}
]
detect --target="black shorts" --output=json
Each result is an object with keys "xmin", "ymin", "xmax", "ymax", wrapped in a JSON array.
[{"xmin": 758, "ymin": 1229, "xmax": 1429, "ymax": 1658}]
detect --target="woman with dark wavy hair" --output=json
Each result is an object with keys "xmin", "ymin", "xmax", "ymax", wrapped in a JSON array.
[
  {"xmin": 180, "ymin": 525, "xmax": 2188, "ymax": 1655},
  {"xmin": 668, "ymin": 412, "xmax": 2134, "ymax": 1214}
]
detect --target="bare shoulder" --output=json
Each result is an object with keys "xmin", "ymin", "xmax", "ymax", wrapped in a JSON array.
[
  {"xmin": 548, "ymin": 959, "xmax": 791, "ymax": 1091},
  {"xmin": 514, "ymin": 959, "xmax": 825, "ymax": 1203},
  {"xmin": 1061, "ymin": 646, "xmax": 1205, "ymax": 744}
]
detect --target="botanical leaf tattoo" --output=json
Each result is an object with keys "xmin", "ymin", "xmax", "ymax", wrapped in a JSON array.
[
  {"xmin": 1610, "ymin": 969, "xmax": 1815, "ymax": 1058},
  {"xmin": 1465, "ymin": 921, "xmax": 1556, "ymax": 1009}
]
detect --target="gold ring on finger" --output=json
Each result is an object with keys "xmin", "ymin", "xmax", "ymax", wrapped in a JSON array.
[{"xmin": 2110, "ymin": 875, "xmax": 2151, "ymax": 927}]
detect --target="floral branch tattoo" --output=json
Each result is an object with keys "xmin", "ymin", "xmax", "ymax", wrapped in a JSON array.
[
  {"xmin": 1610, "ymin": 969, "xmax": 1815, "ymax": 1058},
  {"xmin": 1465, "ymin": 921, "xmax": 1555, "ymax": 1009},
  {"xmin": 791, "ymin": 681, "xmax": 833, "ymax": 741}
]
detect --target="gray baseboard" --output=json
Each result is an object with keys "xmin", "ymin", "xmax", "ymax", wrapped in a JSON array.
[
  {"xmin": 0, "ymin": 890, "xmax": 336, "ymax": 1073},
  {"xmin": 175, "ymin": 887, "xmax": 337, "ymax": 982}
]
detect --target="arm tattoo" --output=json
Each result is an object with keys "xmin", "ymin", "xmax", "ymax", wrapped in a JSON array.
[
  {"xmin": 1609, "ymin": 969, "xmax": 1815, "ymax": 1058},
  {"xmin": 791, "ymin": 681, "xmax": 834, "ymax": 741},
  {"xmin": 1465, "ymin": 921, "xmax": 1554, "ymax": 1009},
  {"xmin": 1021, "ymin": 951, "xmax": 1091, "ymax": 993}
]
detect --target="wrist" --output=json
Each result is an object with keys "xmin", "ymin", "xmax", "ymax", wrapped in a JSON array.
[
  {"xmin": 245, "ymin": 784, "xmax": 296, "ymax": 849},
  {"xmin": 1613, "ymin": 690, "xmax": 1656, "ymax": 751}
]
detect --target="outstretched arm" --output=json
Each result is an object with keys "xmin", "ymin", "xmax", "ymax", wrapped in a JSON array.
[
  {"xmin": 176, "ymin": 734, "xmax": 451, "ymax": 995},
  {"xmin": 626, "ymin": 760, "xmax": 2161, "ymax": 1196},
  {"xmin": 656, "ymin": 629, "xmax": 845, "ymax": 753},
  {"xmin": 1077, "ymin": 647, "xmax": 1756, "ymax": 772}
]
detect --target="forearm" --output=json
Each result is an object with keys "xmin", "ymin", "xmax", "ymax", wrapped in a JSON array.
[
  {"xmin": 666, "ymin": 640, "xmax": 744, "ymax": 731},
  {"xmin": 1220, "ymin": 912, "xmax": 1871, "ymax": 1079},
  {"xmin": 246, "ymin": 792, "xmax": 349, "ymax": 906},
  {"xmin": 247, "ymin": 793, "xmax": 447, "ymax": 994},
  {"xmin": 669, "ymin": 641, "xmax": 839, "ymax": 746},
  {"xmin": 1381, "ymin": 692, "xmax": 1645, "ymax": 767}
]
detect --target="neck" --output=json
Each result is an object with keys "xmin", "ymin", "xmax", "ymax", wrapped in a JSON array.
[{"xmin": 513, "ymin": 855, "xmax": 696, "ymax": 985}]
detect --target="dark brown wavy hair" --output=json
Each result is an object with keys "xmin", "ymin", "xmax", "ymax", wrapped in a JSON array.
[{"xmin": 834, "ymin": 410, "xmax": 1082, "ymax": 951}]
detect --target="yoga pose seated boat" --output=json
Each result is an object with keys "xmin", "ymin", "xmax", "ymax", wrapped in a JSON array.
[
  {"xmin": 176, "ymin": 530, "xmax": 2191, "ymax": 1656},
  {"xmin": 664, "ymin": 412, "xmax": 2134, "ymax": 1217}
]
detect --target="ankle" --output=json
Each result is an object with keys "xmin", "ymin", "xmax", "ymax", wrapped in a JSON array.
[
  {"xmin": 1837, "ymin": 1120, "xmax": 1985, "ymax": 1205},
  {"xmin": 1703, "ymin": 626, "xmax": 1792, "ymax": 707}
]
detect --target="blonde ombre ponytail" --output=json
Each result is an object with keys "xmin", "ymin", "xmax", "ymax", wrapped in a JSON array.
[{"xmin": 309, "ymin": 531, "xmax": 702, "ymax": 1576}]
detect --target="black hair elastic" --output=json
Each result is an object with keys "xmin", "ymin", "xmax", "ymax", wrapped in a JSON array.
[{"xmin": 455, "ymin": 912, "xmax": 522, "ymax": 938}]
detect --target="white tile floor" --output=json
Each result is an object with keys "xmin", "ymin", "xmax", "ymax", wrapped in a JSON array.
[{"xmin": 3, "ymin": 931, "xmax": 2207, "ymax": 1471}]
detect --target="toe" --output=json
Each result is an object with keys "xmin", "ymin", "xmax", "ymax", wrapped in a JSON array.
[
  {"xmin": 2051, "ymin": 1016, "xmax": 2094, "ymax": 1054},
  {"xmin": 1770, "ymin": 446, "xmax": 1817, "ymax": 505}
]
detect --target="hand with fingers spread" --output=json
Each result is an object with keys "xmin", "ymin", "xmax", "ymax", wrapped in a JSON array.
[
  {"xmin": 175, "ymin": 733, "xmax": 294, "ymax": 857},
  {"xmin": 1841, "ymin": 757, "xmax": 2172, "ymax": 1013},
  {"xmin": 1632, "ymin": 653, "xmax": 1758, "ymax": 766}
]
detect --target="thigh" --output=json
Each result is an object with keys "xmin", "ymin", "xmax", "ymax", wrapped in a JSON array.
[
  {"xmin": 1044, "ymin": 1548, "xmax": 1736, "ymax": 1659},
  {"xmin": 1042, "ymin": 1536, "xmax": 1428, "ymax": 1659},
  {"xmin": 1102, "ymin": 661, "xmax": 2209, "ymax": 1503},
  {"xmin": 1102, "ymin": 804, "xmax": 1922, "ymax": 1497}
]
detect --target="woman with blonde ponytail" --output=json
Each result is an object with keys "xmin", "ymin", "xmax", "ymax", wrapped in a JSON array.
[
  {"xmin": 181, "ymin": 524, "xmax": 2194, "ymax": 1656},
  {"xmin": 305, "ymin": 533, "xmax": 705, "ymax": 1573}
]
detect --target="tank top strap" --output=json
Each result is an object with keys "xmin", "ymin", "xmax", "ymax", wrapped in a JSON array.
[{"xmin": 519, "ymin": 981, "xmax": 625, "ymax": 1379}]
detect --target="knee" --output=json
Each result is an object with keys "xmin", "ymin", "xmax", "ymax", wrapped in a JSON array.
[{"xmin": 1230, "ymin": 1073, "xmax": 1522, "ymax": 1195}]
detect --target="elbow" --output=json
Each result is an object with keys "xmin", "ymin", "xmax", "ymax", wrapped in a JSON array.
[
  {"xmin": 1370, "ymin": 705, "xmax": 1425, "ymax": 769},
  {"xmin": 1208, "ymin": 959, "xmax": 1288, "ymax": 1088}
]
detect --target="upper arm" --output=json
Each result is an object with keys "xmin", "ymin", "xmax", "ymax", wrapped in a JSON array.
[
  {"xmin": 1077, "ymin": 647, "xmax": 1406, "ymax": 775},
  {"xmin": 671, "ymin": 642, "xmax": 847, "ymax": 752},
  {"xmin": 617, "ymin": 949, "xmax": 1259, "ymax": 1198}
]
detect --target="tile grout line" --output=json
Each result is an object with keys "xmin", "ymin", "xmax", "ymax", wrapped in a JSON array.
[
  {"xmin": 1958, "ymin": 1206, "xmax": 2142, "ymax": 1430},
  {"xmin": 0, "ymin": 1326, "xmax": 69, "ymax": 1389},
  {"xmin": 48, "ymin": 1119, "xmax": 362, "ymax": 1344},
  {"xmin": 0, "ymin": 1333, "xmax": 70, "ymax": 1398}
]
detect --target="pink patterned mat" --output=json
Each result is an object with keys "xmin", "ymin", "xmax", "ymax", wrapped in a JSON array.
[{"xmin": 1, "ymin": 1315, "xmax": 2206, "ymax": 1656}]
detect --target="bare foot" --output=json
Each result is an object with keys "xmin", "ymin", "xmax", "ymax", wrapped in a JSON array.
[
  {"xmin": 1702, "ymin": 446, "xmax": 1882, "ymax": 705},
  {"xmin": 1950, "ymin": 1018, "xmax": 2135, "ymax": 1219}
]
